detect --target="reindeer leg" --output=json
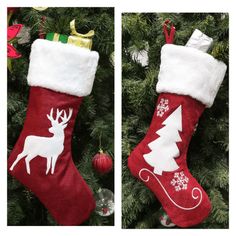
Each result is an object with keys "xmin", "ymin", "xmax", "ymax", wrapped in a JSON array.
[
  {"xmin": 25, "ymin": 154, "xmax": 36, "ymax": 175},
  {"xmin": 10, "ymin": 151, "xmax": 27, "ymax": 171},
  {"xmin": 46, "ymin": 157, "xmax": 52, "ymax": 175},
  {"xmin": 51, "ymin": 155, "xmax": 58, "ymax": 174}
]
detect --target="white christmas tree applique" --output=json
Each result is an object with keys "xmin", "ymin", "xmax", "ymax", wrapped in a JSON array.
[
  {"xmin": 143, "ymin": 105, "xmax": 182, "ymax": 175},
  {"xmin": 139, "ymin": 106, "xmax": 203, "ymax": 210},
  {"xmin": 156, "ymin": 98, "xmax": 169, "ymax": 117},
  {"xmin": 170, "ymin": 171, "xmax": 189, "ymax": 192}
]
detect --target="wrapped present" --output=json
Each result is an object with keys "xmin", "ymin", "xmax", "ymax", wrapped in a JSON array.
[
  {"xmin": 46, "ymin": 32, "xmax": 68, "ymax": 43},
  {"xmin": 46, "ymin": 19, "xmax": 94, "ymax": 50}
]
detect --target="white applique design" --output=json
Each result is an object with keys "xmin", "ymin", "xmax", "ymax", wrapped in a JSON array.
[
  {"xmin": 157, "ymin": 98, "xmax": 169, "ymax": 117},
  {"xmin": 10, "ymin": 108, "xmax": 73, "ymax": 175},
  {"xmin": 139, "ymin": 105, "xmax": 203, "ymax": 211},
  {"xmin": 170, "ymin": 171, "xmax": 189, "ymax": 192},
  {"xmin": 144, "ymin": 105, "xmax": 182, "ymax": 175},
  {"xmin": 139, "ymin": 168, "xmax": 203, "ymax": 211}
]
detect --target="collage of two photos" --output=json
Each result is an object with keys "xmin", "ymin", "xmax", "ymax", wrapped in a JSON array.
[{"xmin": 6, "ymin": 7, "xmax": 228, "ymax": 230}]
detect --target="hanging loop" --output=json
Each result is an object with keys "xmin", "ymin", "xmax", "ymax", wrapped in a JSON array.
[{"xmin": 163, "ymin": 19, "xmax": 176, "ymax": 44}]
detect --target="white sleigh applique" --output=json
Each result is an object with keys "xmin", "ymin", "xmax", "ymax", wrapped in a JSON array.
[{"xmin": 10, "ymin": 108, "xmax": 73, "ymax": 175}]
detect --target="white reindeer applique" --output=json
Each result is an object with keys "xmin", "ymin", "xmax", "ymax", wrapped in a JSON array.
[{"xmin": 10, "ymin": 108, "xmax": 73, "ymax": 175}]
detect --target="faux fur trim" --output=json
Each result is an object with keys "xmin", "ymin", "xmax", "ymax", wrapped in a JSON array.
[
  {"xmin": 156, "ymin": 44, "xmax": 227, "ymax": 107},
  {"xmin": 27, "ymin": 39, "xmax": 99, "ymax": 97}
]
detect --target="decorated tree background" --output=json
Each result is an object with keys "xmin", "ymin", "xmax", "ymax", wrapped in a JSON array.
[
  {"xmin": 8, "ymin": 7, "xmax": 114, "ymax": 226},
  {"xmin": 122, "ymin": 13, "xmax": 228, "ymax": 228}
]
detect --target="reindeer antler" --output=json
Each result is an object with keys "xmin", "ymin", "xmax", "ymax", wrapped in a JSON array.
[
  {"xmin": 47, "ymin": 108, "xmax": 73, "ymax": 124},
  {"xmin": 47, "ymin": 108, "xmax": 54, "ymax": 122},
  {"xmin": 47, "ymin": 108, "xmax": 63, "ymax": 123},
  {"xmin": 56, "ymin": 109, "xmax": 63, "ymax": 122},
  {"xmin": 60, "ymin": 108, "xmax": 73, "ymax": 125}
]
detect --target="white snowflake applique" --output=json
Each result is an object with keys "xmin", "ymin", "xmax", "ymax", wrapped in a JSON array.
[
  {"xmin": 170, "ymin": 171, "xmax": 189, "ymax": 192},
  {"xmin": 156, "ymin": 98, "xmax": 169, "ymax": 117}
]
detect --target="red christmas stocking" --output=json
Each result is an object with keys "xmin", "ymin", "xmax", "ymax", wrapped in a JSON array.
[
  {"xmin": 8, "ymin": 39, "xmax": 99, "ymax": 225},
  {"xmin": 128, "ymin": 43, "xmax": 227, "ymax": 227}
]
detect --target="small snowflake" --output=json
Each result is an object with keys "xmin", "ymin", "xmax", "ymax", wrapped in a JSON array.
[
  {"xmin": 156, "ymin": 98, "xmax": 169, "ymax": 117},
  {"xmin": 170, "ymin": 171, "xmax": 189, "ymax": 192}
]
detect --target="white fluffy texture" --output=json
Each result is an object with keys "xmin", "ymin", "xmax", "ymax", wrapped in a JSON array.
[
  {"xmin": 27, "ymin": 39, "xmax": 99, "ymax": 97},
  {"xmin": 156, "ymin": 44, "xmax": 227, "ymax": 107}
]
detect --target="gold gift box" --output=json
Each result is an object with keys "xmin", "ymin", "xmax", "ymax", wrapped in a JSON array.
[{"xmin": 68, "ymin": 19, "xmax": 94, "ymax": 50}]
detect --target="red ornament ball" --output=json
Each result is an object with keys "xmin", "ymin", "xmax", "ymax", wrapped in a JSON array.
[{"xmin": 92, "ymin": 151, "xmax": 113, "ymax": 174}]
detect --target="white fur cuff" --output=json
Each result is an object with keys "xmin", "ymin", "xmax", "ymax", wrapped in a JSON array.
[
  {"xmin": 27, "ymin": 39, "xmax": 99, "ymax": 97},
  {"xmin": 156, "ymin": 44, "xmax": 227, "ymax": 107}
]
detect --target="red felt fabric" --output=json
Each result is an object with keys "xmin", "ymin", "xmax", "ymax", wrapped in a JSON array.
[
  {"xmin": 8, "ymin": 87, "xmax": 95, "ymax": 225},
  {"xmin": 128, "ymin": 92, "xmax": 211, "ymax": 227}
]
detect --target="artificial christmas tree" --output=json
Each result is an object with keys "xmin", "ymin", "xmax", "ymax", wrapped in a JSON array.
[
  {"xmin": 122, "ymin": 13, "xmax": 228, "ymax": 229},
  {"xmin": 8, "ymin": 7, "xmax": 114, "ymax": 226}
]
